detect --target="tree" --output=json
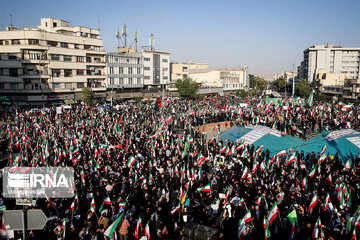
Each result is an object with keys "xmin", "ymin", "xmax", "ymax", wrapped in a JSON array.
[
  {"xmin": 316, "ymin": 93, "xmax": 328, "ymax": 102},
  {"xmin": 249, "ymin": 74, "xmax": 268, "ymax": 89},
  {"xmin": 295, "ymin": 80, "xmax": 311, "ymax": 98},
  {"xmin": 175, "ymin": 78, "xmax": 199, "ymax": 98},
  {"xmin": 272, "ymin": 77, "xmax": 287, "ymax": 91},
  {"xmin": 82, "ymin": 87, "xmax": 95, "ymax": 105},
  {"xmin": 236, "ymin": 89, "xmax": 249, "ymax": 97}
]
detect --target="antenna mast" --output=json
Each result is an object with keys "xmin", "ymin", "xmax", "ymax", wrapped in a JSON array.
[{"xmin": 122, "ymin": 25, "xmax": 127, "ymax": 47}]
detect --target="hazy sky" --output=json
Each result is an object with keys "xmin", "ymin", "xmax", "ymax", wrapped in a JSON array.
[{"xmin": 1, "ymin": 0, "xmax": 360, "ymax": 79}]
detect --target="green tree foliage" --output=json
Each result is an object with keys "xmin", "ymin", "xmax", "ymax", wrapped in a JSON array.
[
  {"xmin": 175, "ymin": 78, "xmax": 200, "ymax": 98},
  {"xmin": 316, "ymin": 93, "xmax": 328, "ymax": 102},
  {"xmin": 82, "ymin": 87, "xmax": 95, "ymax": 105},
  {"xmin": 295, "ymin": 80, "xmax": 311, "ymax": 98},
  {"xmin": 249, "ymin": 74, "xmax": 268, "ymax": 89},
  {"xmin": 236, "ymin": 89, "xmax": 249, "ymax": 97},
  {"xmin": 272, "ymin": 77, "xmax": 287, "ymax": 91}
]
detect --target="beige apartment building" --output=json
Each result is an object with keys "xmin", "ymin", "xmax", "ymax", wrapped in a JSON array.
[
  {"xmin": 189, "ymin": 67, "xmax": 247, "ymax": 92},
  {"xmin": 0, "ymin": 18, "xmax": 106, "ymax": 105},
  {"xmin": 169, "ymin": 61, "xmax": 208, "ymax": 90}
]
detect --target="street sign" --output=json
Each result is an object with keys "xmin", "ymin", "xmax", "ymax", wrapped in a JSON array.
[
  {"xmin": 3, "ymin": 209, "xmax": 48, "ymax": 230},
  {"xmin": 27, "ymin": 209, "xmax": 48, "ymax": 230}
]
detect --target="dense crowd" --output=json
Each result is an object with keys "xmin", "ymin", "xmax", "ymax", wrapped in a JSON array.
[{"xmin": 1, "ymin": 96, "xmax": 360, "ymax": 240}]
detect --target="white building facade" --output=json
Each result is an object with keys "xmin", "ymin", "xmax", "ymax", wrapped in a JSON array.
[
  {"xmin": 141, "ymin": 50, "xmax": 170, "ymax": 90},
  {"xmin": 0, "ymin": 18, "xmax": 106, "ymax": 105},
  {"xmin": 189, "ymin": 67, "xmax": 247, "ymax": 91},
  {"xmin": 298, "ymin": 45, "xmax": 360, "ymax": 83}
]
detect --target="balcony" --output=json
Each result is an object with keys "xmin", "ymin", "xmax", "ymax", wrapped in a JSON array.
[{"xmin": 108, "ymin": 84, "xmax": 144, "ymax": 89}]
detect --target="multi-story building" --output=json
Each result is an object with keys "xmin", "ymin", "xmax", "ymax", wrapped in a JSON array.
[
  {"xmin": 298, "ymin": 45, "xmax": 360, "ymax": 83},
  {"xmin": 106, "ymin": 47, "xmax": 143, "ymax": 101},
  {"xmin": 189, "ymin": 67, "xmax": 247, "ymax": 92},
  {"xmin": 170, "ymin": 60, "xmax": 208, "ymax": 90},
  {"xmin": 275, "ymin": 71, "xmax": 297, "ymax": 83},
  {"xmin": 141, "ymin": 49, "xmax": 170, "ymax": 90},
  {"xmin": 0, "ymin": 18, "xmax": 106, "ymax": 105}
]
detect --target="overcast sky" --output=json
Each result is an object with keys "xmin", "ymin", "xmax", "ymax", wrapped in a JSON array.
[{"xmin": 1, "ymin": 0, "xmax": 360, "ymax": 79}]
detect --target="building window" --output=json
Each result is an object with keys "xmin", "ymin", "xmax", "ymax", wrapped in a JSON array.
[
  {"xmin": 29, "ymin": 53, "xmax": 40, "ymax": 60},
  {"xmin": 137, "ymin": 78, "xmax": 141, "ymax": 84},
  {"xmin": 65, "ymin": 83, "xmax": 73, "ymax": 89},
  {"xmin": 119, "ymin": 78, "xmax": 124, "ymax": 84},
  {"xmin": 144, "ymin": 76, "xmax": 150, "ymax": 79},
  {"xmin": 64, "ymin": 69, "xmax": 72, "ymax": 77},
  {"xmin": 53, "ymin": 22, "xmax": 57, "ymax": 27},
  {"xmin": 77, "ymin": 83, "xmax": 84, "ymax": 88},
  {"xmin": 144, "ymin": 67, "xmax": 150, "ymax": 71},
  {"xmin": 94, "ymin": 58, "xmax": 101, "ymax": 63},
  {"xmin": 74, "ymin": 44, "xmax": 80, "ymax": 49},
  {"xmin": 144, "ymin": 58, "xmax": 151, "ymax": 61},
  {"xmin": 52, "ymin": 83, "xmax": 60, "ymax": 89},
  {"xmin": 32, "ymin": 83, "xmax": 40, "ymax": 90},
  {"xmin": 51, "ymin": 54, "xmax": 60, "ymax": 61},
  {"xmin": 110, "ymin": 78, "xmax": 114, "ymax": 85},
  {"xmin": 76, "ymin": 56, "xmax": 84, "ymax": 62},
  {"xmin": 28, "ymin": 39, "xmax": 39, "ymax": 45},
  {"xmin": 8, "ymin": 54, "xmax": 17, "ymax": 60},
  {"xmin": 90, "ymin": 34, "xmax": 97, "ymax": 39},
  {"xmin": 94, "ymin": 46, "xmax": 100, "ymax": 51},
  {"xmin": 0, "ymin": 69, "xmax": 3, "ymax": 75},
  {"xmin": 119, "ymin": 67, "xmax": 123, "ymax": 74},
  {"xmin": 114, "ymin": 58, "xmax": 119, "ymax": 62},
  {"xmin": 162, "ymin": 59, "xmax": 168, "ymax": 63},
  {"xmin": 109, "ymin": 67, "xmax": 114, "ymax": 74},
  {"xmin": 163, "ymin": 76, "xmax": 168, "ymax": 80},
  {"xmin": 47, "ymin": 41, "xmax": 57, "ymax": 47},
  {"xmin": 9, "ymin": 68, "xmax": 18, "ymax": 77},
  {"xmin": 0, "ymin": 83, "xmax": 4, "ymax": 89},
  {"xmin": 64, "ymin": 55, "xmax": 72, "ymax": 61},
  {"xmin": 60, "ymin": 42, "xmax": 68, "ymax": 48},
  {"xmin": 128, "ymin": 68, "xmax": 133, "ymax": 74},
  {"xmin": 12, "ymin": 39, "xmax": 20, "ymax": 45},
  {"xmin": 137, "ymin": 68, "xmax": 141, "ymax": 74},
  {"xmin": 76, "ymin": 69, "xmax": 84, "ymax": 75},
  {"xmin": 84, "ymin": 45, "xmax": 91, "ymax": 50},
  {"xmin": 11, "ymin": 83, "xmax": 18, "ymax": 89},
  {"xmin": 129, "ymin": 78, "xmax": 133, "ymax": 84},
  {"xmin": 81, "ymin": 32, "xmax": 88, "ymax": 37},
  {"xmin": 52, "ymin": 69, "xmax": 61, "ymax": 77},
  {"xmin": 86, "ymin": 57, "xmax": 91, "ymax": 62}
]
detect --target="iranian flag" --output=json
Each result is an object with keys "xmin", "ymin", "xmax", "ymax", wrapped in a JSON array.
[
  {"xmin": 312, "ymin": 216, "xmax": 321, "ymax": 239},
  {"xmin": 104, "ymin": 213, "xmax": 123, "ymax": 238},
  {"xmin": 277, "ymin": 150, "xmax": 286, "ymax": 157},
  {"xmin": 327, "ymin": 174, "xmax": 332, "ymax": 186},
  {"xmin": 301, "ymin": 177, "xmax": 307, "ymax": 190},
  {"xmin": 118, "ymin": 202, "xmax": 126, "ymax": 208},
  {"xmin": 241, "ymin": 166, "xmax": 249, "ymax": 180},
  {"xmin": 351, "ymin": 228, "xmax": 356, "ymax": 240},
  {"xmin": 346, "ymin": 122, "xmax": 351, "ymax": 129},
  {"xmin": 198, "ymin": 154, "xmax": 206, "ymax": 166},
  {"xmin": 171, "ymin": 202, "xmax": 181, "ymax": 215},
  {"xmin": 263, "ymin": 217, "xmax": 271, "ymax": 239},
  {"xmin": 197, "ymin": 184, "xmax": 211, "ymax": 192},
  {"xmin": 69, "ymin": 201, "xmax": 75, "ymax": 214},
  {"xmin": 144, "ymin": 221, "xmax": 150, "ymax": 240},
  {"xmin": 256, "ymin": 145, "xmax": 264, "ymax": 155},
  {"xmin": 267, "ymin": 202, "xmax": 279, "ymax": 224},
  {"xmin": 220, "ymin": 146, "xmax": 227, "ymax": 154},
  {"xmin": 242, "ymin": 210, "xmax": 252, "ymax": 223},
  {"xmin": 90, "ymin": 198, "xmax": 96, "ymax": 213},
  {"xmin": 308, "ymin": 194, "xmax": 319, "ymax": 211},
  {"xmin": 135, "ymin": 217, "xmax": 141, "ymax": 239},
  {"xmin": 285, "ymin": 152, "xmax": 296, "ymax": 166},
  {"xmin": 186, "ymin": 134, "xmax": 194, "ymax": 144},
  {"xmin": 126, "ymin": 155, "xmax": 136, "ymax": 168},
  {"xmin": 251, "ymin": 162, "xmax": 257, "ymax": 174},
  {"xmin": 344, "ymin": 159, "xmax": 351, "ymax": 170},
  {"xmin": 320, "ymin": 145, "xmax": 327, "ymax": 155},
  {"xmin": 208, "ymin": 137, "xmax": 216, "ymax": 144},
  {"xmin": 105, "ymin": 196, "xmax": 111, "ymax": 205},
  {"xmin": 318, "ymin": 153, "xmax": 327, "ymax": 164},
  {"xmin": 323, "ymin": 193, "xmax": 330, "ymax": 211},
  {"xmin": 308, "ymin": 166, "xmax": 316, "ymax": 178}
]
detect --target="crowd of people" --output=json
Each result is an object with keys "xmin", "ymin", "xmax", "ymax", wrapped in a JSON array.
[{"xmin": 1, "ymin": 96, "xmax": 360, "ymax": 240}]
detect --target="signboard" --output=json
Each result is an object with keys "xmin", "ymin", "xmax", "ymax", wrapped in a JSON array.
[
  {"xmin": 3, "ymin": 209, "xmax": 48, "ymax": 230},
  {"xmin": 56, "ymin": 106, "xmax": 63, "ymax": 114}
]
